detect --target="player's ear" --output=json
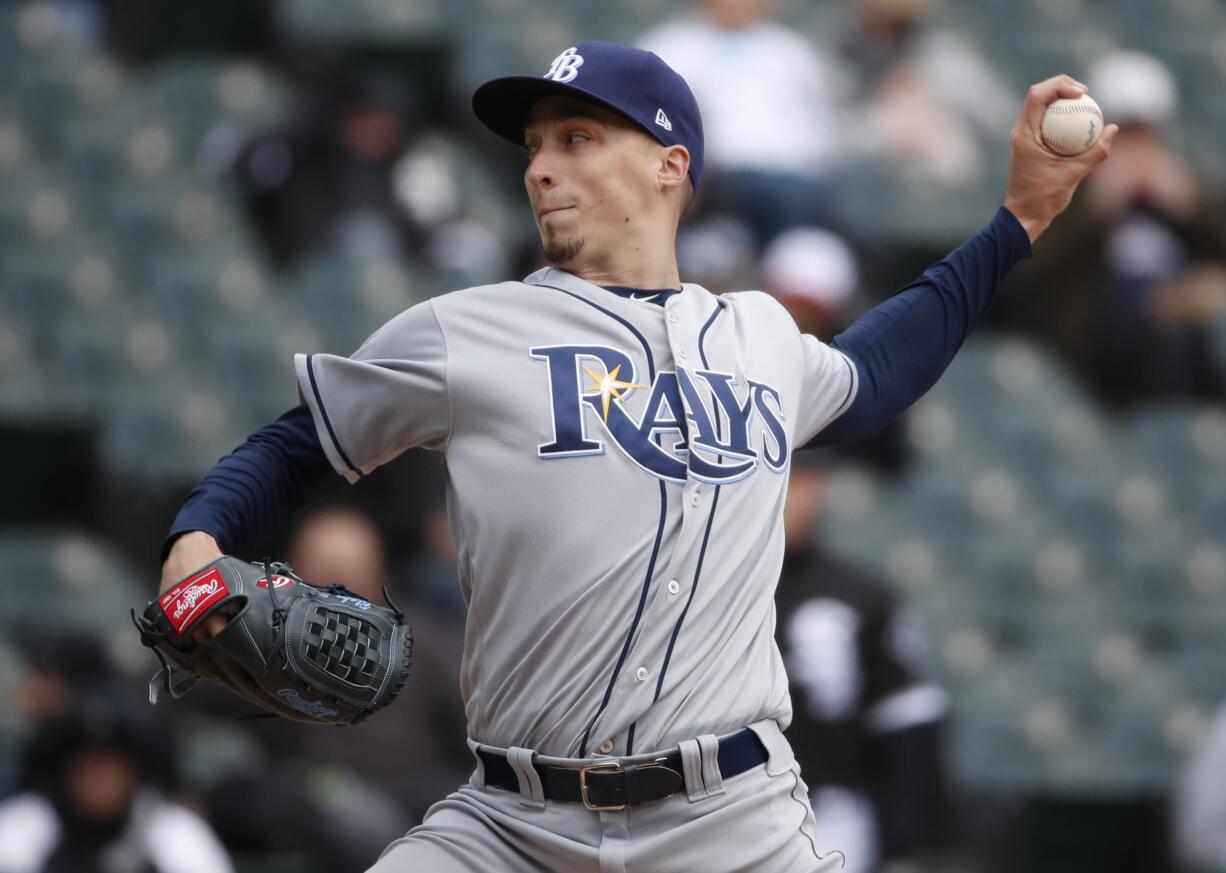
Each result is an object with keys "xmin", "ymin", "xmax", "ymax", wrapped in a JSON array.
[{"xmin": 657, "ymin": 144, "xmax": 690, "ymax": 195}]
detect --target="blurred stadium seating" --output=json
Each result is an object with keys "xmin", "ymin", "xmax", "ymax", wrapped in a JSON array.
[{"xmin": 819, "ymin": 337, "xmax": 1226, "ymax": 794}]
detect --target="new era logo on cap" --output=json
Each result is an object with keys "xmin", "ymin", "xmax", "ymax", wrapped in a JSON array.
[{"xmin": 471, "ymin": 40, "xmax": 706, "ymax": 190}]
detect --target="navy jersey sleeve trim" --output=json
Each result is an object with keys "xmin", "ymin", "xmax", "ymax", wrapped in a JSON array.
[
  {"xmin": 820, "ymin": 351, "xmax": 859, "ymax": 432},
  {"xmin": 304, "ymin": 354, "xmax": 364, "ymax": 480},
  {"xmin": 160, "ymin": 404, "xmax": 335, "ymax": 563},
  {"xmin": 804, "ymin": 206, "xmax": 1031, "ymax": 448}
]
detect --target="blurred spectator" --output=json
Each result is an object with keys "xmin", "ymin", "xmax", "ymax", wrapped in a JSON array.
[
  {"xmin": 1173, "ymin": 699, "xmax": 1226, "ymax": 872},
  {"xmin": 229, "ymin": 72, "xmax": 428, "ymax": 266},
  {"xmin": 274, "ymin": 504, "xmax": 469, "ymax": 823},
  {"xmin": 396, "ymin": 504, "xmax": 465, "ymax": 618},
  {"xmin": 639, "ymin": 0, "xmax": 842, "ymax": 244},
  {"xmin": 999, "ymin": 51, "xmax": 1226, "ymax": 408},
  {"xmin": 0, "ymin": 695, "xmax": 231, "ymax": 873},
  {"xmin": 15, "ymin": 633, "xmax": 123, "ymax": 723},
  {"xmin": 763, "ymin": 229, "xmax": 907, "ymax": 474},
  {"xmin": 676, "ymin": 214, "xmax": 757, "ymax": 295},
  {"xmin": 287, "ymin": 504, "xmax": 388, "ymax": 601},
  {"xmin": 776, "ymin": 457, "xmax": 946, "ymax": 872},
  {"xmin": 838, "ymin": 0, "xmax": 1014, "ymax": 185},
  {"xmin": 762, "ymin": 226, "xmax": 860, "ymax": 338}
]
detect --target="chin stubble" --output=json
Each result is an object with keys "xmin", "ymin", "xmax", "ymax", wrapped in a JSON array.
[{"xmin": 543, "ymin": 234, "xmax": 586, "ymax": 266}]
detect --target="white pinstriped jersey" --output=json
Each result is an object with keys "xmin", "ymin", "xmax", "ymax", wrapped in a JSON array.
[{"xmin": 295, "ymin": 265, "xmax": 857, "ymax": 757}]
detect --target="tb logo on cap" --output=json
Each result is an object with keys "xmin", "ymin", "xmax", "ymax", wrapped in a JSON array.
[{"xmin": 544, "ymin": 46, "xmax": 584, "ymax": 83}]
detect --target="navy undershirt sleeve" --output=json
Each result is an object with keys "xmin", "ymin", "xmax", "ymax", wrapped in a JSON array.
[
  {"xmin": 807, "ymin": 206, "xmax": 1032, "ymax": 448},
  {"xmin": 161, "ymin": 403, "xmax": 335, "ymax": 562}
]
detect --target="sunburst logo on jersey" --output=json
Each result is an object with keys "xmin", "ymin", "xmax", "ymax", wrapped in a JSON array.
[{"xmin": 582, "ymin": 363, "xmax": 644, "ymax": 423}]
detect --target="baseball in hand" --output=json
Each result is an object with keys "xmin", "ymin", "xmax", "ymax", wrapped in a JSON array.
[{"xmin": 1040, "ymin": 93, "xmax": 1104, "ymax": 156}]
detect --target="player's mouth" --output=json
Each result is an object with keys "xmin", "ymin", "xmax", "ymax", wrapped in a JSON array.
[{"xmin": 538, "ymin": 205, "xmax": 575, "ymax": 219}]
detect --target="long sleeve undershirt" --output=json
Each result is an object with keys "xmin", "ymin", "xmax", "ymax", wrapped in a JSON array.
[
  {"xmin": 812, "ymin": 205, "xmax": 1031, "ymax": 446},
  {"xmin": 162, "ymin": 207, "xmax": 1031, "ymax": 561}
]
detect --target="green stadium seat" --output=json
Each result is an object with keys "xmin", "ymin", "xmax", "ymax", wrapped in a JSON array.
[
  {"xmin": 49, "ymin": 316, "xmax": 138, "ymax": 415},
  {"xmin": 0, "ymin": 531, "xmax": 144, "ymax": 632},
  {"xmin": 1112, "ymin": 541, "xmax": 1183, "ymax": 635},
  {"xmin": 1167, "ymin": 645, "xmax": 1226, "ymax": 707},
  {"xmin": 99, "ymin": 385, "xmax": 245, "ymax": 482},
  {"xmin": 58, "ymin": 117, "xmax": 130, "ymax": 202},
  {"xmin": 1096, "ymin": 687, "xmax": 1186, "ymax": 792}
]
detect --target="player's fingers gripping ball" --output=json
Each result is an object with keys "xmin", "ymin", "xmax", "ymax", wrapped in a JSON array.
[
  {"xmin": 1040, "ymin": 93, "xmax": 1104, "ymax": 156},
  {"xmin": 133, "ymin": 557, "xmax": 413, "ymax": 725}
]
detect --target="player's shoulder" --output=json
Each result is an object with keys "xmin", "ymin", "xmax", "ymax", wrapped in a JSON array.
[
  {"xmin": 424, "ymin": 279, "xmax": 540, "ymax": 323},
  {"xmin": 719, "ymin": 288, "xmax": 800, "ymax": 325},
  {"xmin": 428, "ymin": 279, "xmax": 530, "ymax": 308}
]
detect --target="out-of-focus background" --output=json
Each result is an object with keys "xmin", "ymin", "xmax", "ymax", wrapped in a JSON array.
[{"xmin": 1, "ymin": 0, "xmax": 1224, "ymax": 870}]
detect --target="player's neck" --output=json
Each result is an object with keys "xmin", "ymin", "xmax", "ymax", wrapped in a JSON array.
[{"xmin": 564, "ymin": 249, "xmax": 682, "ymax": 291}]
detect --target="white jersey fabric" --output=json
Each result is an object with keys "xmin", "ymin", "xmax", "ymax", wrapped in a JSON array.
[{"xmin": 296, "ymin": 267, "xmax": 857, "ymax": 758}]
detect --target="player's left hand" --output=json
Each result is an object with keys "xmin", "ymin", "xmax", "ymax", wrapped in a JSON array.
[
  {"xmin": 1003, "ymin": 74, "xmax": 1120, "ymax": 243},
  {"xmin": 135, "ymin": 556, "xmax": 413, "ymax": 724}
]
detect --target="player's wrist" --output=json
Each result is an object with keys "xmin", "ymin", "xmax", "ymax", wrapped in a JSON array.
[
  {"xmin": 160, "ymin": 531, "xmax": 223, "ymax": 595},
  {"xmin": 1002, "ymin": 196, "xmax": 1049, "ymax": 244}
]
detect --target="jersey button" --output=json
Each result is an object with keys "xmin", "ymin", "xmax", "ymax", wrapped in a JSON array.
[
  {"xmin": 667, "ymin": 579, "xmax": 680, "ymax": 595},
  {"xmin": 690, "ymin": 492, "xmax": 701, "ymax": 508},
  {"xmin": 599, "ymin": 740, "xmax": 614, "ymax": 754},
  {"xmin": 667, "ymin": 311, "xmax": 679, "ymax": 323},
  {"xmin": 678, "ymin": 348, "xmax": 688, "ymax": 360},
  {"xmin": 635, "ymin": 666, "xmax": 650, "ymax": 682}
]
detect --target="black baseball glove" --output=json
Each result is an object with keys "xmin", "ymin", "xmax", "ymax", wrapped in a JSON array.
[{"xmin": 133, "ymin": 556, "xmax": 412, "ymax": 725}]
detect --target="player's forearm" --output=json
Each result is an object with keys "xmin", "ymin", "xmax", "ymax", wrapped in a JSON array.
[
  {"xmin": 160, "ymin": 404, "xmax": 334, "ymax": 563},
  {"xmin": 813, "ymin": 207, "xmax": 1031, "ymax": 446}
]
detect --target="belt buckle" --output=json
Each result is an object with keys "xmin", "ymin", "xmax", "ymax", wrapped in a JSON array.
[
  {"xmin": 578, "ymin": 758, "xmax": 669, "ymax": 810},
  {"xmin": 578, "ymin": 760, "xmax": 626, "ymax": 811}
]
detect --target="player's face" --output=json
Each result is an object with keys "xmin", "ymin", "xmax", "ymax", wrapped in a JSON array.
[{"xmin": 523, "ymin": 96, "xmax": 670, "ymax": 268}]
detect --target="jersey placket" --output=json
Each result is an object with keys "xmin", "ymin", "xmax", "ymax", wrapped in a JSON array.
[{"xmin": 586, "ymin": 294, "xmax": 719, "ymax": 756}]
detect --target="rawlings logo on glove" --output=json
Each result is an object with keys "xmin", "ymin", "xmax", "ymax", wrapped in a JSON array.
[
  {"xmin": 161, "ymin": 569, "xmax": 229, "ymax": 632},
  {"xmin": 133, "ymin": 557, "xmax": 413, "ymax": 726}
]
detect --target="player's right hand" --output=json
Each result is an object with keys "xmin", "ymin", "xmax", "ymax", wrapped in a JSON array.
[
  {"xmin": 160, "ymin": 531, "xmax": 228, "ymax": 641},
  {"xmin": 1003, "ymin": 74, "xmax": 1120, "ymax": 244}
]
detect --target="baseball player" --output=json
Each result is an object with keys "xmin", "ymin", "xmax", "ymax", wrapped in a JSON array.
[{"xmin": 158, "ymin": 42, "xmax": 1116, "ymax": 872}]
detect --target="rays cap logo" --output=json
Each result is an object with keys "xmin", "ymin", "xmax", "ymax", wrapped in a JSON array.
[{"xmin": 471, "ymin": 41, "xmax": 705, "ymax": 191}]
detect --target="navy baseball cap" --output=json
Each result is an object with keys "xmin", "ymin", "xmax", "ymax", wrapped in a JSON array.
[{"xmin": 472, "ymin": 41, "xmax": 705, "ymax": 190}]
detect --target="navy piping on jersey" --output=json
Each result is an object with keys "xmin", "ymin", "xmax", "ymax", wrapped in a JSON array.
[
  {"xmin": 536, "ymin": 283, "xmax": 656, "ymax": 381},
  {"xmin": 649, "ymin": 302, "xmax": 725, "ymax": 707},
  {"xmin": 654, "ymin": 486, "xmax": 721, "ymax": 703},
  {"xmin": 539, "ymin": 282, "xmax": 665, "ymax": 757},
  {"xmin": 696, "ymin": 301, "xmax": 723, "ymax": 363},
  {"xmin": 835, "ymin": 354, "xmax": 855, "ymax": 416},
  {"xmin": 305, "ymin": 354, "xmax": 364, "ymax": 480},
  {"xmin": 581, "ymin": 479, "xmax": 668, "ymax": 758}
]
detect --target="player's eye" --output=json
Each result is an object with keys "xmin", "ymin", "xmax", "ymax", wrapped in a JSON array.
[{"xmin": 566, "ymin": 132, "xmax": 590, "ymax": 145}]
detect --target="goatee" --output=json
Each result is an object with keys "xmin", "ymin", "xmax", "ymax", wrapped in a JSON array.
[{"xmin": 543, "ymin": 235, "xmax": 585, "ymax": 266}]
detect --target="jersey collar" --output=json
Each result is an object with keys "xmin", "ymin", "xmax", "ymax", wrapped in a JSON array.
[{"xmin": 524, "ymin": 266, "xmax": 713, "ymax": 318}]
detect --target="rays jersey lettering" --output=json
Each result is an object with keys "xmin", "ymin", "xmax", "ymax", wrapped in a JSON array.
[{"xmin": 531, "ymin": 344, "xmax": 788, "ymax": 484}]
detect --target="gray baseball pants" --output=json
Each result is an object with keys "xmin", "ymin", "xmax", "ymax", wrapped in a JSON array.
[{"xmin": 367, "ymin": 720, "xmax": 843, "ymax": 873}]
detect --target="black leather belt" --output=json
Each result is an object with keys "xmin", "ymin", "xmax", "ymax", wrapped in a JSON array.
[{"xmin": 478, "ymin": 727, "xmax": 768, "ymax": 810}]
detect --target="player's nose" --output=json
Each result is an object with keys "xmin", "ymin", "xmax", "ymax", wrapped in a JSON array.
[{"xmin": 525, "ymin": 149, "xmax": 558, "ymax": 192}]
